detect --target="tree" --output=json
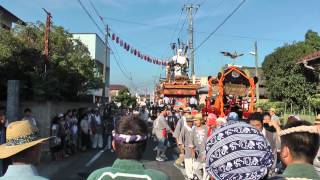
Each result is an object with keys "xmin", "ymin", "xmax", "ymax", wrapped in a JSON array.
[
  {"xmin": 113, "ymin": 88, "xmax": 136, "ymax": 108},
  {"xmin": 0, "ymin": 22, "xmax": 102, "ymax": 101},
  {"xmin": 262, "ymin": 31, "xmax": 320, "ymax": 106}
]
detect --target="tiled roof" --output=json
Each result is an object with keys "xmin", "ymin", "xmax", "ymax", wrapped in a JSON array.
[
  {"xmin": 0, "ymin": 6, "xmax": 26, "ymax": 25},
  {"xmin": 297, "ymin": 50, "xmax": 320, "ymax": 64},
  {"xmin": 109, "ymin": 84, "xmax": 127, "ymax": 91}
]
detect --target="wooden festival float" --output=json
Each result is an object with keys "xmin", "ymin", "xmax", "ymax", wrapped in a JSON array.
[
  {"xmin": 155, "ymin": 45, "xmax": 200, "ymax": 110},
  {"xmin": 203, "ymin": 51, "xmax": 259, "ymax": 118}
]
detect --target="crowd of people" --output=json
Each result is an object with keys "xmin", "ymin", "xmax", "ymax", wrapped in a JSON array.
[
  {"xmin": 0, "ymin": 99, "xmax": 320, "ymax": 180},
  {"xmin": 150, "ymin": 99, "xmax": 320, "ymax": 180},
  {"xmin": 48, "ymin": 106, "xmax": 127, "ymax": 161}
]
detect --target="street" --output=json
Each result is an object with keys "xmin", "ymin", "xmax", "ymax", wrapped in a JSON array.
[{"xmin": 38, "ymin": 140, "xmax": 184, "ymax": 180}]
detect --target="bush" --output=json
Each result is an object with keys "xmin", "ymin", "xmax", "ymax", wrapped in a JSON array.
[
  {"xmin": 309, "ymin": 94, "xmax": 320, "ymax": 111},
  {"xmin": 255, "ymin": 101, "xmax": 286, "ymax": 115}
]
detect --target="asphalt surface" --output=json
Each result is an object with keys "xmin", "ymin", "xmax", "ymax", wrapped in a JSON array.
[{"xmin": 38, "ymin": 139, "xmax": 184, "ymax": 180}]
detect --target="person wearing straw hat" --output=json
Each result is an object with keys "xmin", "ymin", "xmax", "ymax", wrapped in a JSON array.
[
  {"xmin": 190, "ymin": 113, "xmax": 208, "ymax": 180},
  {"xmin": 176, "ymin": 114, "xmax": 194, "ymax": 179},
  {"xmin": 0, "ymin": 120, "xmax": 50, "ymax": 180},
  {"xmin": 269, "ymin": 107, "xmax": 280, "ymax": 125}
]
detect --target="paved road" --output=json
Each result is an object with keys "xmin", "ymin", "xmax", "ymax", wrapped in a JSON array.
[{"xmin": 38, "ymin": 140, "xmax": 184, "ymax": 180}]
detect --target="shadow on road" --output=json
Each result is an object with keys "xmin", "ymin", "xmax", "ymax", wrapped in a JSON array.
[{"xmin": 38, "ymin": 139, "xmax": 184, "ymax": 180}]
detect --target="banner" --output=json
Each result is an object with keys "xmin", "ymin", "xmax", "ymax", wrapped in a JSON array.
[{"xmin": 111, "ymin": 33, "xmax": 167, "ymax": 66}]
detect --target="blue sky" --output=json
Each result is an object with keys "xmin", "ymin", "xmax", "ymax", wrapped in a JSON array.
[{"xmin": 2, "ymin": 0, "xmax": 320, "ymax": 94}]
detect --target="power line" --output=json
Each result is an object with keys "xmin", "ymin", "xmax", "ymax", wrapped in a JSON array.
[
  {"xmin": 177, "ymin": 13, "xmax": 188, "ymax": 40},
  {"xmin": 87, "ymin": 0, "xmax": 104, "ymax": 22},
  {"xmin": 157, "ymin": 7, "xmax": 185, "ymax": 82},
  {"xmin": 77, "ymin": 0, "xmax": 104, "ymax": 35},
  {"xmin": 109, "ymin": 40, "xmax": 131, "ymax": 77},
  {"xmin": 194, "ymin": 0, "xmax": 246, "ymax": 52},
  {"xmin": 169, "ymin": 10, "xmax": 184, "ymax": 44},
  {"xmin": 198, "ymin": 0, "xmax": 208, "ymax": 6},
  {"xmin": 101, "ymin": 13, "xmax": 290, "ymax": 42},
  {"xmin": 86, "ymin": 0, "xmax": 133, "ymax": 80},
  {"xmin": 78, "ymin": 0, "xmax": 134, "ymax": 83}
]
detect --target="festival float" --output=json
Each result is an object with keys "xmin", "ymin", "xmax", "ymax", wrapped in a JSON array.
[
  {"xmin": 155, "ymin": 43, "xmax": 200, "ymax": 109},
  {"xmin": 203, "ymin": 52, "xmax": 259, "ymax": 118}
]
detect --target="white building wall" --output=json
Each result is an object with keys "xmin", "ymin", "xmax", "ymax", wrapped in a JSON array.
[
  {"xmin": 72, "ymin": 33, "xmax": 110, "ymax": 100},
  {"xmin": 73, "ymin": 34, "xmax": 97, "ymax": 59}
]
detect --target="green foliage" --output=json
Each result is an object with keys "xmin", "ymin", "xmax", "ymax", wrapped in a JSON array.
[
  {"xmin": 113, "ymin": 88, "xmax": 137, "ymax": 108},
  {"xmin": 262, "ymin": 30, "xmax": 320, "ymax": 106},
  {"xmin": 0, "ymin": 23, "xmax": 102, "ymax": 101},
  {"xmin": 255, "ymin": 101, "xmax": 286, "ymax": 115},
  {"xmin": 309, "ymin": 94, "xmax": 320, "ymax": 111}
]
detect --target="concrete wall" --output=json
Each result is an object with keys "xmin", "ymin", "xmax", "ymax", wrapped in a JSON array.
[{"xmin": 1, "ymin": 101, "xmax": 95, "ymax": 137}]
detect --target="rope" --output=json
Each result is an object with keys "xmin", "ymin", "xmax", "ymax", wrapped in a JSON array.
[{"xmin": 279, "ymin": 125, "xmax": 320, "ymax": 136}]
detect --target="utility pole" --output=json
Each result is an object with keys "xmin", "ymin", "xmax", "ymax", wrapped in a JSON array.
[
  {"xmin": 43, "ymin": 8, "xmax": 52, "ymax": 73},
  {"xmin": 184, "ymin": 4, "xmax": 198, "ymax": 83},
  {"xmin": 254, "ymin": 41, "xmax": 260, "ymax": 102},
  {"xmin": 101, "ymin": 25, "xmax": 109, "ymax": 106}
]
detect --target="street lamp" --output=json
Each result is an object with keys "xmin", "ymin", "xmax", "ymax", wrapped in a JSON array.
[{"xmin": 249, "ymin": 52, "xmax": 255, "ymax": 56}]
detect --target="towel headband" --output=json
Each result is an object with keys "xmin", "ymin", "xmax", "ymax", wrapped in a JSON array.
[{"xmin": 112, "ymin": 130, "xmax": 147, "ymax": 143}]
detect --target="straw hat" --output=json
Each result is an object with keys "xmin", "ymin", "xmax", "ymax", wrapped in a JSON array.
[
  {"xmin": 0, "ymin": 120, "xmax": 50, "ymax": 159},
  {"xmin": 194, "ymin": 113, "xmax": 203, "ymax": 121},
  {"xmin": 185, "ymin": 114, "xmax": 194, "ymax": 122},
  {"xmin": 269, "ymin": 108, "xmax": 276, "ymax": 113},
  {"xmin": 315, "ymin": 114, "xmax": 320, "ymax": 125}
]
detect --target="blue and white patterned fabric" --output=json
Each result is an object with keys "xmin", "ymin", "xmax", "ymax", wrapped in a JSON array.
[{"xmin": 205, "ymin": 121, "xmax": 274, "ymax": 180}]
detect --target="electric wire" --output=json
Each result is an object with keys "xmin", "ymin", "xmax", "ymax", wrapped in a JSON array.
[
  {"xmin": 78, "ymin": 0, "xmax": 133, "ymax": 82},
  {"xmin": 77, "ymin": 0, "xmax": 104, "ymax": 35},
  {"xmin": 100, "ymin": 11, "xmax": 289, "ymax": 42},
  {"xmin": 194, "ymin": 0, "xmax": 246, "ymax": 52}
]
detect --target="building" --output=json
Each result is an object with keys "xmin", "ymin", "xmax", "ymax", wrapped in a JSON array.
[
  {"xmin": 240, "ymin": 66, "xmax": 268, "ymax": 98},
  {"xmin": 196, "ymin": 76, "xmax": 213, "ymax": 105},
  {"xmin": 109, "ymin": 84, "xmax": 128, "ymax": 100},
  {"xmin": 0, "ymin": 5, "xmax": 25, "ymax": 29},
  {"xmin": 136, "ymin": 93, "xmax": 151, "ymax": 106},
  {"xmin": 297, "ymin": 50, "xmax": 320, "ymax": 91},
  {"xmin": 297, "ymin": 50, "xmax": 320, "ymax": 70},
  {"xmin": 72, "ymin": 33, "xmax": 110, "ymax": 102}
]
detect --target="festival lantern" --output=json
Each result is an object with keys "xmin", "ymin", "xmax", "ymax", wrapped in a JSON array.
[{"xmin": 110, "ymin": 31, "xmax": 168, "ymax": 66}]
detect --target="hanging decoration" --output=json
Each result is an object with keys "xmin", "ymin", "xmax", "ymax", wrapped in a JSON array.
[{"xmin": 110, "ymin": 33, "xmax": 168, "ymax": 66}]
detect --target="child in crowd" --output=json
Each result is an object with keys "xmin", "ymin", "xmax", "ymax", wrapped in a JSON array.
[
  {"xmin": 177, "ymin": 114, "xmax": 194, "ymax": 179},
  {"xmin": 190, "ymin": 113, "xmax": 208, "ymax": 180}
]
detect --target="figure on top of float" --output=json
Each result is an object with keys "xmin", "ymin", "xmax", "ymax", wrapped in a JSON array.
[{"xmin": 171, "ymin": 49, "xmax": 188, "ymax": 77}]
